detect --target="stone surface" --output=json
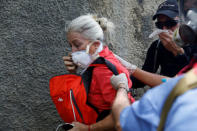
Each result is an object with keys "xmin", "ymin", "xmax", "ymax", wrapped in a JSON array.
[{"xmin": 0, "ymin": 0, "xmax": 163, "ymax": 130}]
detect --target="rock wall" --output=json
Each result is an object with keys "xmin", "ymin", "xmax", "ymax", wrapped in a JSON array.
[{"xmin": 0, "ymin": 0, "xmax": 163, "ymax": 130}]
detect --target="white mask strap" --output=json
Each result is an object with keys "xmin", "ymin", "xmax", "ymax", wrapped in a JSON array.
[
  {"xmin": 86, "ymin": 41, "xmax": 103, "ymax": 54},
  {"xmin": 86, "ymin": 42, "xmax": 93, "ymax": 54}
]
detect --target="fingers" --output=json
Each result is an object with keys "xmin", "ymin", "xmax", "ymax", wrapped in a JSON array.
[
  {"xmin": 159, "ymin": 32, "xmax": 172, "ymax": 41},
  {"xmin": 159, "ymin": 32, "xmax": 169, "ymax": 37},
  {"xmin": 159, "ymin": 32, "xmax": 174, "ymax": 46},
  {"xmin": 110, "ymin": 73, "xmax": 129, "ymax": 91},
  {"xmin": 63, "ymin": 55, "xmax": 72, "ymax": 61},
  {"xmin": 72, "ymin": 121, "xmax": 81, "ymax": 125},
  {"xmin": 70, "ymin": 122, "xmax": 87, "ymax": 131},
  {"xmin": 63, "ymin": 55, "xmax": 77, "ymax": 73},
  {"xmin": 63, "ymin": 57, "xmax": 74, "ymax": 66},
  {"xmin": 63, "ymin": 56, "xmax": 74, "ymax": 66},
  {"xmin": 159, "ymin": 32, "xmax": 184, "ymax": 56}
]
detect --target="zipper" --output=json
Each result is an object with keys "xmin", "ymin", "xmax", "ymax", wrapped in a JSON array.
[{"xmin": 70, "ymin": 89, "xmax": 76, "ymax": 121}]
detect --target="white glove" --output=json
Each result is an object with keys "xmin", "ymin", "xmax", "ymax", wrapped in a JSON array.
[
  {"xmin": 114, "ymin": 54, "xmax": 137, "ymax": 75},
  {"xmin": 110, "ymin": 73, "xmax": 129, "ymax": 92}
]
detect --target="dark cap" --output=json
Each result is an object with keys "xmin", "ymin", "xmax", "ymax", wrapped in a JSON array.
[{"xmin": 153, "ymin": 1, "xmax": 179, "ymax": 20}]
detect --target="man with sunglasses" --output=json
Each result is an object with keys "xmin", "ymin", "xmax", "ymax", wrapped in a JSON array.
[
  {"xmin": 111, "ymin": 0, "xmax": 197, "ymax": 131},
  {"xmin": 131, "ymin": 0, "xmax": 197, "ymax": 88}
]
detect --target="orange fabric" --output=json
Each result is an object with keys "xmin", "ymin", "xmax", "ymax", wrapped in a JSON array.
[
  {"xmin": 88, "ymin": 46, "xmax": 134, "ymax": 112},
  {"xmin": 50, "ymin": 74, "xmax": 98, "ymax": 124}
]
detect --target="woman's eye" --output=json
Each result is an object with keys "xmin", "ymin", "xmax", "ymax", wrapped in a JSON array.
[
  {"xmin": 72, "ymin": 40, "xmax": 83, "ymax": 49},
  {"xmin": 74, "ymin": 42, "xmax": 81, "ymax": 49}
]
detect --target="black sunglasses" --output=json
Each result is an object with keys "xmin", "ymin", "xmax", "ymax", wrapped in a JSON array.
[{"xmin": 155, "ymin": 20, "xmax": 178, "ymax": 29}]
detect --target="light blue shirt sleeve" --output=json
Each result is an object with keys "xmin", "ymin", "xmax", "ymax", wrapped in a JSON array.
[{"xmin": 120, "ymin": 75, "xmax": 186, "ymax": 131}]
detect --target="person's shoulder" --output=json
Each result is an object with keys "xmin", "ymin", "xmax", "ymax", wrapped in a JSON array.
[
  {"xmin": 149, "ymin": 39, "xmax": 160, "ymax": 49},
  {"xmin": 183, "ymin": 44, "xmax": 197, "ymax": 50},
  {"xmin": 166, "ymin": 88, "xmax": 197, "ymax": 130},
  {"xmin": 92, "ymin": 63, "xmax": 113, "ymax": 80}
]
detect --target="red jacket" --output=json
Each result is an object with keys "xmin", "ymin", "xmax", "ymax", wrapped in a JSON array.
[{"xmin": 88, "ymin": 46, "xmax": 134, "ymax": 112}]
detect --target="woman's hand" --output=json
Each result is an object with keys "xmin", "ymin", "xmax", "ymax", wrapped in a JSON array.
[
  {"xmin": 63, "ymin": 53, "xmax": 77, "ymax": 74},
  {"xmin": 68, "ymin": 122, "xmax": 88, "ymax": 131}
]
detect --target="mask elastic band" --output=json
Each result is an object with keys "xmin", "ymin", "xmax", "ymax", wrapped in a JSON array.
[{"xmin": 86, "ymin": 42, "xmax": 93, "ymax": 54}]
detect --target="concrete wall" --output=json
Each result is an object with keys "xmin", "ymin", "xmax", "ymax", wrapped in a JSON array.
[{"xmin": 0, "ymin": 0, "xmax": 163, "ymax": 130}]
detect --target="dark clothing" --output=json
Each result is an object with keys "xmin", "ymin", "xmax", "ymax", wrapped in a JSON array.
[{"xmin": 131, "ymin": 40, "xmax": 197, "ymax": 88}]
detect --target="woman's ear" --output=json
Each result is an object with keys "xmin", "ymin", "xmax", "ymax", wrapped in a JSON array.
[
  {"xmin": 89, "ymin": 41, "xmax": 101, "ymax": 55},
  {"xmin": 93, "ymin": 41, "xmax": 101, "ymax": 49}
]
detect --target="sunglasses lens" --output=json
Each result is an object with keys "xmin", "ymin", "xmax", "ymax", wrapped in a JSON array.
[
  {"xmin": 155, "ymin": 22, "xmax": 163, "ymax": 29},
  {"xmin": 155, "ymin": 20, "xmax": 178, "ymax": 29},
  {"xmin": 168, "ymin": 20, "xmax": 178, "ymax": 27}
]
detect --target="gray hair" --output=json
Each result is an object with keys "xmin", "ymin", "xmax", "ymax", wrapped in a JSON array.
[{"xmin": 66, "ymin": 14, "xmax": 115, "ymax": 44}]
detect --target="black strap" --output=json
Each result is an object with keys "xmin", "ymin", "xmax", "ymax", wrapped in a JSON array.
[
  {"xmin": 81, "ymin": 67, "xmax": 94, "ymax": 94},
  {"xmin": 153, "ymin": 40, "xmax": 160, "ymax": 72},
  {"xmin": 96, "ymin": 110, "xmax": 111, "ymax": 122},
  {"xmin": 82, "ymin": 57, "xmax": 119, "ymax": 94},
  {"xmin": 81, "ymin": 57, "xmax": 119, "ymax": 118},
  {"xmin": 92, "ymin": 57, "xmax": 119, "ymax": 75},
  {"xmin": 86, "ymin": 102, "xmax": 99, "ymax": 114}
]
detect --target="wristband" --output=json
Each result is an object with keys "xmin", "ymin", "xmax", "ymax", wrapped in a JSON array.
[{"xmin": 119, "ymin": 87, "xmax": 128, "ymax": 93}]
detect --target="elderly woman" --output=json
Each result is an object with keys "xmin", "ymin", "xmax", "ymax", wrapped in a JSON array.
[{"xmin": 63, "ymin": 14, "xmax": 134, "ymax": 130}]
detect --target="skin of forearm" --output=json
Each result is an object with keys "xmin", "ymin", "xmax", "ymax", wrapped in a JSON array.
[
  {"xmin": 133, "ymin": 68, "xmax": 169, "ymax": 87},
  {"xmin": 90, "ymin": 113, "xmax": 115, "ymax": 131},
  {"xmin": 112, "ymin": 88, "xmax": 130, "ymax": 131}
]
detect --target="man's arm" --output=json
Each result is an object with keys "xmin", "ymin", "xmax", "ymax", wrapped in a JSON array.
[
  {"xmin": 112, "ymin": 87, "xmax": 130, "ymax": 131},
  {"xmin": 132, "ymin": 67, "xmax": 168, "ymax": 87},
  {"xmin": 90, "ymin": 113, "xmax": 115, "ymax": 131},
  {"xmin": 115, "ymin": 53, "xmax": 169, "ymax": 88},
  {"xmin": 110, "ymin": 73, "xmax": 131, "ymax": 131}
]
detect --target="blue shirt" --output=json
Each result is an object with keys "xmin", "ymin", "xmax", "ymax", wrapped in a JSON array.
[{"xmin": 120, "ymin": 75, "xmax": 197, "ymax": 131}]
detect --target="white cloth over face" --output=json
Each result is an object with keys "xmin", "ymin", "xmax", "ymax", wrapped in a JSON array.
[{"xmin": 149, "ymin": 29, "xmax": 168, "ymax": 38}]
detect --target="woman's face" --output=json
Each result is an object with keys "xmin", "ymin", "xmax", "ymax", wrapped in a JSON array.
[
  {"xmin": 67, "ymin": 32, "xmax": 99, "ymax": 54},
  {"xmin": 67, "ymin": 32, "xmax": 90, "ymax": 52}
]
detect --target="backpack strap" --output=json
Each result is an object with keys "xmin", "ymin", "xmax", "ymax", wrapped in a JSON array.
[
  {"xmin": 153, "ymin": 40, "xmax": 160, "ymax": 72},
  {"xmin": 80, "ymin": 57, "xmax": 119, "ymax": 120},
  {"xmin": 90, "ymin": 57, "xmax": 119, "ymax": 75},
  {"xmin": 82, "ymin": 57, "xmax": 119, "ymax": 94},
  {"xmin": 157, "ymin": 67, "xmax": 197, "ymax": 131}
]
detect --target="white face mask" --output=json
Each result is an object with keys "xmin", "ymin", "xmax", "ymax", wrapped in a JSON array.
[{"xmin": 71, "ymin": 42, "xmax": 103, "ymax": 69}]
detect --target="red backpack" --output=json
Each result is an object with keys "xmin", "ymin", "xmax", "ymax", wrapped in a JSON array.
[{"xmin": 50, "ymin": 57, "xmax": 119, "ymax": 124}]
